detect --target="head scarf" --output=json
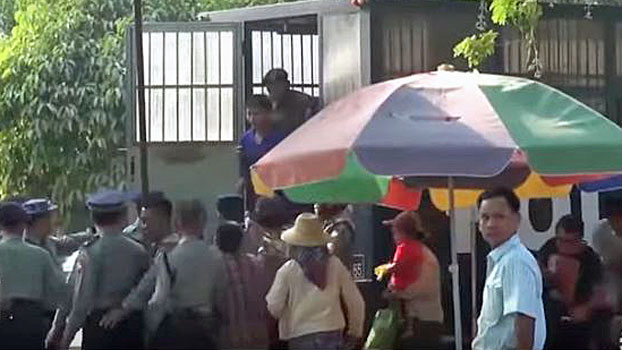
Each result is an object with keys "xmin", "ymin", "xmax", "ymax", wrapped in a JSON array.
[{"xmin": 293, "ymin": 245, "xmax": 329, "ymax": 290}]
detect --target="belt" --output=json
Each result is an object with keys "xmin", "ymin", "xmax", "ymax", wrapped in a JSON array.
[{"xmin": 170, "ymin": 307, "xmax": 214, "ymax": 319}]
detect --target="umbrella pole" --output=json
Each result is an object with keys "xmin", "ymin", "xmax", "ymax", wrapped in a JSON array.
[
  {"xmin": 448, "ymin": 177, "xmax": 463, "ymax": 350},
  {"xmin": 471, "ymin": 208, "xmax": 478, "ymax": 339}
]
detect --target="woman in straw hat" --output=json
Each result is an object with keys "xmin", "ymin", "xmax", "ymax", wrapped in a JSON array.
[{"xmin": 265, "ymin": 213, "xmax": 365, "ymax": 350}]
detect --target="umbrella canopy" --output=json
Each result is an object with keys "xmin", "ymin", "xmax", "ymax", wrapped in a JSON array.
[
  {"xmin": 252, "ymin": 71, "xmax": 622, "ymax": 207},
  {"xmin": 251, "ymin": 70, "xmax": 622, "ymax": 350}
]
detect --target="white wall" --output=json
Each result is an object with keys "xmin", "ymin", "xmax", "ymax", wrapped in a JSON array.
[{"xmin": 456, "ymin": 192, "xmax": 601, "ymax": 253}]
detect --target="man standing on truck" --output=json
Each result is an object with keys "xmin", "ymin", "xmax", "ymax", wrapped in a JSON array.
[
  {"xmin": 238, "ymin": 94, "xmax": 285, "ymax": 211},
  {"xmin": 263, "ymin": 68, "xmax": 319, "ymax": 136}
]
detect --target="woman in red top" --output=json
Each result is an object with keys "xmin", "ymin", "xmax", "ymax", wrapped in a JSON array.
[
  {"xmin": 383, "ymin": 212, "xmax": 426, "ymax": 335},
  {"xmin": 384, "ymin": 212, "xmax": 425, "ymax": 289}
]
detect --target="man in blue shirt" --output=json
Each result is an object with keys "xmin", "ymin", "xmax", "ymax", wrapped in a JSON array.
[
  {"xmin": 238, "ymin": 94, "xmax": 285, "ymax": 211},
  {"xmin": 472, "ymin": 188, "xmax": 546, "ymax": 350}
]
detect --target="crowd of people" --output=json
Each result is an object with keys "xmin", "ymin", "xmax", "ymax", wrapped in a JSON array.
[
  {"xmin": 5, "ymin": 185, "xmax": 622, "ymax": 350},
  {"xmin": 0, "ymin": 188, "xmax": 371, "ymax": 350},
  {"xmin": 473, "ymin": 188, "xmax": 622, "ymax": 350}
]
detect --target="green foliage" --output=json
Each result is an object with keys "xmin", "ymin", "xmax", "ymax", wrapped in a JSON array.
[
  {"xmin": 454, "ymin": 0, "xmax": 542, "ymax": 74},
  {"xmin": 0, "ymin": 0, "xmax": 296, "ymax": 223},
  {"xmin": 453, "ymin": 30, "xmax": 498, "ymax": 69},
  {"xmin": 0, "ymin": 0, "xmax": 16, "ymax": 34},
  {"xmin": 0, "ymin": 0, "xmax": 130, "ymax": 219},
  {"xmin": 201, "ymin": 0, "xmax": 297, "ymax": 11},
  {"xmin": 144, "ymin": 0, "xmax": 203, "ymax": 21}
]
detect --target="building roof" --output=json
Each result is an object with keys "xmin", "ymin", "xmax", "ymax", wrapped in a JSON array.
[{"xmin": 198, "ymin": 0, "xmax": 622, "ymax": 21}]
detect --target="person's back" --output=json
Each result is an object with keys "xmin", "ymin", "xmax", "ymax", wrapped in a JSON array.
[
  {"xmin": 0, "ymin": 237, "xmax": 64, "ymax": 350},
  {"xmin": 263, "ymin": 68, "xmax": 319, "ymax": 136},
  {"xmin": 168, "ymin": 238, "xmax": 221, "ymax": 309},
  {"xmin": 0, "ymin": 237, "xmax": 63, "ymax": 303},
  {"xmin": 272, "ymin": 89, "xmax": 317, "ymax": 135},
  {"xmin": 150, "ymin": 199, "xmax": 224, "ymax": 350},
  {"xmin": 89, "ymin": 235, "xmax": 150, "ymax": 307},
  {"xmin": 270, "ymin": 256, "xmax": 359, "ymax": 339},
  {"xmin": 0, "ymin": 202, "xmax": 65, "ymax": 350},
  {"xmin": 402, "ymin": 245, "xmax": 444, "ymax": 323},
  {"xmin": 216, "ymin": 222, "xmax": 270, "ymax": 349},
  {"xmin": 266, "ymin": 213, "xmax": 365, "ymax": 350},
  {"xmin": 53, "ymin": 190, "xmax": 151, "ymax": 350}
]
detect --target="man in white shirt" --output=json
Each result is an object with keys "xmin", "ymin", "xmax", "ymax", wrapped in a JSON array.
[{"xmin": 472, "ymin": 188, "xmax": 546, "ymax": 350}]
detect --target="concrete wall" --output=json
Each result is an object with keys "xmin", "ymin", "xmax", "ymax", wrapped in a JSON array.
[{"xmin": 127, "ymin": 144, "xmax": 238, "ymax": 239}]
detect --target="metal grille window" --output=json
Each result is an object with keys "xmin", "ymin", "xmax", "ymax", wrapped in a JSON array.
[
  {"xmin": 132, "ymin": 26, "xmax": 239, "ymax": 143},
  {"xmin": 376, "ymin": 13, "xmax": 429, "ymax": 80},
  {"xmin": 250, "ymin": 30, "xmax": 320, "ymax": 97},
  {"xmin": 501, "ymin": 19, "xmax": 607, "ymax": 114},
  {"xmin": 373, "ymin": 12, "xmax": 432, "ymax": 81},
  {"xmin": 503, "ymin": 19, "xmax": 605, "ymax": 86}
]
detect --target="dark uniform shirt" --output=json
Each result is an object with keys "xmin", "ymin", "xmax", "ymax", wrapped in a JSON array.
[{"xmin": 271, "ymin": 90, "xmax": 319, "ymax": 136}]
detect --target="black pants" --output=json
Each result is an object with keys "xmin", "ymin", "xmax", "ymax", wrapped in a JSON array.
[
  {"xmin": 83, "ymin": 309, "xmax": 144, "ymax": 350},
  {"xmin": 547, "ymin": 311, "xmax": 616, "ymax": 350},
  {"xmin": 151, "ymin": 312, "xmax": 218, "ymax": 349},
  {"xmin": 0, "ymin": 300, "xmax": 46, "ymax": 350},
  {"xmin": 395, "ymin": 320, "xmax": 446, "ymax": 350}
]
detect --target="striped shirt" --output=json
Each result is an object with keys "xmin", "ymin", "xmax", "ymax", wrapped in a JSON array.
[
  {"xmin": 219, "ymin": 252, "xmax": 270, "ymax": 349},
  {"xmin": 472, "ymin": 234, "xmax": 546, "ymax": 350}
]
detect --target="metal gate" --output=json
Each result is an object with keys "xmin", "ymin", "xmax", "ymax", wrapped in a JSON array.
[
  {"xmin": 126, "ymin": 22, "xmax": 243, "ymax": 235},
  {"xmin": 245, "ymin": 17, "xmax": 320, "ymax": 99},
  {"xmin": 249, "ymin": 29, "xmax": 320, "ymax": 97}
]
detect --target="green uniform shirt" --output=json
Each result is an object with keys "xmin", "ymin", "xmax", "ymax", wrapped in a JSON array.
[
  {"xmin": 151, "ymin": 237, "xmax": 224, "ymax": 312},
  {"xmin": 62, "ymin": 231, "xmax": 150, "ymax": 343},
  {"xmin": 0, "ymin": 235, "xmax": 66, "ymax": 306}
]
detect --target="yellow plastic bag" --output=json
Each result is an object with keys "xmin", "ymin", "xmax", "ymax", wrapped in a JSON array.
[{"xmin": 374, "ymin": 264, "xmax": 390, "ymax": 281}]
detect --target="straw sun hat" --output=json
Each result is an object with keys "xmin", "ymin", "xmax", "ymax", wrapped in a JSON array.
[{"xmin": 281, "ymin": 213, "xmax": 330, "ymax": 247}]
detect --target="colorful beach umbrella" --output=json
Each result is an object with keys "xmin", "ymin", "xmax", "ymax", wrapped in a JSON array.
[
  {"xmin": 251, "ymin": 70, "xmax": 622, "ymax": 349},
  {"xmin": 252, "ymin": 71, "xmax": 622, "ymax": 205}
]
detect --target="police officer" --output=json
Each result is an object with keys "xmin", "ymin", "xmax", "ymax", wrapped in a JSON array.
[
  {"xmin": 123, "ymin": 191, "xmax": 167, "ymax": 249},
  {"xmin": 99, "ymin": 192, "xmax": 179, "ymax": 343},
  {"xmin": 123, "ymin": 190, "xmax": 144, "ymax": 242},
  {"xmin": 23, "ymin": 198, "xmax": 95, "ymax": 264},
  {"xmin": 149, "ymin": 199, "xmax": 225, "ymax": 349},
  {"xmin": 22, "ymin": 198, "xmax": 68, "ymax": 334},
  {"xmin": 51, "ymin": 190, "xmax": 150, "ymax": 350},
  {"xmin": 23, "ymin": 198, "xmax": 61, "ymax": 261},
  {"xmin": 0, "ymin": 202, "xmax": 67, "ymax": 350}
]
